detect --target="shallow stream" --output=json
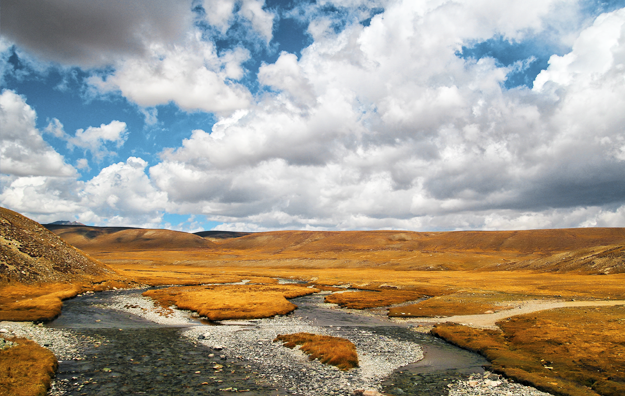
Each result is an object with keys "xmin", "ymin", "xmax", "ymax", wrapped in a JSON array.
[{"xmin": 46, "ymin": 288, "xmax": 487, "ymax": 395}]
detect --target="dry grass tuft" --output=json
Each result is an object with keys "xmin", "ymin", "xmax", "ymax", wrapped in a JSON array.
[
  {"xmin": 274, "ymin": 332, "xmax": 359, "ymax": 370},
  {"xmin": 143, "ymin": 284, "xmax": 318, "ymax": 320},
  {"xmin": 0, "ymin": 283, "xmax": 83, "ymax": 322},
  {"xmin": 432, "ymin": 304, "xmax": 625, "ymax": 396},
  {"xmin": 325, "ymin": 289, "xmax": 423, "ymax": 309},
  {"xmin": 388, "ymin": 292, "xmax": 516, "ymax": 317},
  {"xmin": 0, "ymin": 280, "xmax": 137, "ymax": 322},
  {"xmin": 0, "ymin": 337, "xmax": 58, "ymax": 396}
]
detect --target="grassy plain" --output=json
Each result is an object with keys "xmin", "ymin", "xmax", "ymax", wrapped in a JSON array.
[
  {"xmin": 0, "ymin": 337, "xmax": 58, "ymax": 396},
  {"xmin": 432, "ymin": 305, "xmax": 625, "ymax": 396},
  {"xmin": 0, "ymin": 280, "xmax": 132, "ymax": 322},
  {"xmin": 324, "ymin": 289, "xmax": 424, "ymax": 309},
  {"xmin": 143, "ymin": 284, "xmax": 318, "ymax": 320},
  {"xmin": 32, "ymin": 226, "xmax": 625, "ymax": 395},
  {"xmin": 388, "ymin": 292, "xmax": 518, "ymax": 317},
  {"xmin": 274, "ymin": 332, "xmax": 359, "ymax": 370}
]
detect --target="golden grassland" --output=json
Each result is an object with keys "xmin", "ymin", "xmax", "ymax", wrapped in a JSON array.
[
  {"xmin": 68, "ymin": 228, "xmax": 625, "ymax": 273},
  {"xmin": 143, "ymin": 284, "xmax": 318, "ymax": 320},
  {"xmin": 274, "ymin": 332, "xmax": 359, "ymax": 370},
  {"xmin": 0, "ymin": 279, "xmax": 135, "ymax": 322},
  {"xmin": 6, "ymin": 223, "xmax": 625, "ymax": 396},
  {"xmin": 388, "ymin": 292, "xmax": 518, "ymax": 317},
  {"xmin": 0, "ymin": 337, "xmax": 58, "ymax": 396},
  {"xmin": 102, "ymin": 263, "xmax": 625, "ymax": 300},
  {"xmin": 324, "ymin": 289, "xmax": 424, "ymax": 309},
  {"xmin": 432, "ymin": 305, "xmax": 625, "ymax": 396}
]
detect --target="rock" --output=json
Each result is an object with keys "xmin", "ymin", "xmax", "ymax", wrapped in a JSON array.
[
  {"xmin": 468, "ymin": 380, "xmax": 479, "ymax": 387},
  {"xmin": 362, "ymin": 390, "xmax": 384, "ymax": 396},
  {"xmin": 198, "ymin": 335, "xmax": 205, "ymax": 340},
  {"xmin": 213, "ymin": 345, "xmax": 224, "ymax": 351},
  {"xmin": 0, "ymin": 328, "xmax": 9, "ymax": 333}
]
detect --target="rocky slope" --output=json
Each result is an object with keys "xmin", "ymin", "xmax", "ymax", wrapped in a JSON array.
[{"xmin": 0, "ymin": 207, "xmax": 116, "ymax": 284}]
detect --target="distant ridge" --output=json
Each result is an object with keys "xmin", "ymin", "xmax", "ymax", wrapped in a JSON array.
[
  {"xmin": 46, "ymin": 224, "xmax": 217, "ymax": 251},
  {"xmin": 194, "ymin": 231, "xmax": 253, "ymax": 239},
  {"xmin": 49, "ymin": 220, "xmax": 85, "ymax": 226}
]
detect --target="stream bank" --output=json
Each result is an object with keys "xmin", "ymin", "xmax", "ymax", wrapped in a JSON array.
[{"xmin": 0, "ymin": 286, "xmax": 554, "ymax": 395}]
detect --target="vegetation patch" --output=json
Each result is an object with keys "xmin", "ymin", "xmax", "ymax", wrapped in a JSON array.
[
  {"xmin": 0, "ymin": 280, "xmax": 136, "ymax": 322},
  {"xmin": 432, "ymin": 304, "xmax": 625, "ymax": 396},
  {"xmin": 0, "ymin": 337, "xmax": 58, "ymax": 396},
  {"xmin": 0, "ymin": 283, "xmax": 83, "ymax": 322},
  {"xmin": 143, "ymin": 284, "xmax": 318, "ymax": 320},
  {"xmin": 325, "ymin": 289, "xmax": 424, "ymax": 309},
  {"xmin": 274, "ymin": 332, "xmax": 359, "ymax": 370},
  {"xmin": 389, "ymin": 292, "xmax": 516, "ymax": 318}
]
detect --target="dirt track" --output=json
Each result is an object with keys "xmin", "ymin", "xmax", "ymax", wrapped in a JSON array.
[{"xmin": 395, "ymin": 300, "xmax": 625, "ymax": 329}]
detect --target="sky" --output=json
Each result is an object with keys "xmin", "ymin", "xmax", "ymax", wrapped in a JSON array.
[{"xmin": 1, "ymin": 0, "xmax": 625, "ymax": 232}]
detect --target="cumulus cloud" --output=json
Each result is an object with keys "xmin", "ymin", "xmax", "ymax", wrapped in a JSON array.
[
  {"xmin": 0, "ymin": 91, "xmax": 166, "ymax": 227},
  {"xmin": 145, "ymin": 1, "xmax": 625, "ymax": 230},
  {"xmin": 0, "ymin": 90, "xmax": 76, "ymax": 177},
  {"xmin": 202, "ymin": 0, "xmax": 274, "ymax": 42},
  {"xmin": 0, "ymin": 0, "xmax": 193, "ymax": 67},
  {"xmin": 88, "ymin": 32, "xmax": 252, "ymax": 116},
  {"xmin": 81, "ymin": 157, "xmax": 168, "ymax": 222},
  {"xmin": 69, "ymin": 120, "xmax": 128, "ymax": 160},
  {"xmin": 3, "ymin": 1, "xmax": 625, "ymax": 232},
  {"xmin": 1, "ymin": 157, "xmax": 168, "ymax": 227}
]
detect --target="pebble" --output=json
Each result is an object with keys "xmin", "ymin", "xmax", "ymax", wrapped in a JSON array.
[
  {"xmin": 0, "ymin": 321, "xmax": 94, "ymax": 361},
  {"xmin": 448, "ymin": 372, "xmax": 553, "ymax": 395}
]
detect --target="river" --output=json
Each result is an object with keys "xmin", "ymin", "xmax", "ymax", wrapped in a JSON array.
[{"xmin": 46, "ymin": 288, "xmax": 488, "ymax": 396}]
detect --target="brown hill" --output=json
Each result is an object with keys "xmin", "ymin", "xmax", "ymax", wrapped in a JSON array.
[
  {"xmin": 43, "ymin": 223, "xmax": 625, "ymax": 274},
  {"xmin": 493, "ymin": 243, "xmax": 625, "ymax": 274},
  {"xmin": 215, "ymin": 229, "xmax": 625, "ymax": 255},
  {"xmin": 0, "ymin": 207, "xmax": 116, "ymax": 284},
  {"xmin": 47, "ymin": 225, "xmax": 217, "ymax": 251}
]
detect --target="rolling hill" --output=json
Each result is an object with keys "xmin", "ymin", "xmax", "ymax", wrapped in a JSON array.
[
  {"xmin": 44, "ymin": 223, "xmax": 625, "ymax": 274},
  {"xmin": 45, "ymin": 225, "xmax": 217, "ymax": 251}
]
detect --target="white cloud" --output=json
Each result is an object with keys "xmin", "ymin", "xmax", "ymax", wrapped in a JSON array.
[
  {"xmin": 70, "ymin": 120, "xmax": 128, "ymax": 160},
  {"xmin": 88, "ymin": 31, "xmax": 252, "ymax": 116},
  {"xmin": 4, "ymin": 1, "xmax": 625, "ymax": 232},
  {"xmin": 43, "ymin": 118, "xmax": 66, "ymax": 139},
  {"xmin": 239, "ymin": 0, "xmax": 275, "ymax": 43},
  {"xmin": 0, "ymin": 90, "xmax": 76, "ymax": 177},
  {"xmin": 145, "ymin": 1, "xmax": 625, "ymax": 231},
  {"xmin": 202, "ymin": 0, "xmax": 274, "ymax": 42},
  {"xmin": 82, "ymin": 157, "xmax": 168, "ymax": 220},
  {"xmin": 259, "ymin": 52, "xmax": 316, "ymax": 106}
]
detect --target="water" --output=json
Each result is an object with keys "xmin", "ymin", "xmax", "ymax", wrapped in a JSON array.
[
  {"xmin": 48, "ymin": 289, "xmax": 487, "ymax": 395},
  {"xmin": 47, "ymin": 290, "xmax": 280, "ymax": 395},
  {"xmin": 290, "ymin": 294, "xmax": 488, "ymax": 395}
]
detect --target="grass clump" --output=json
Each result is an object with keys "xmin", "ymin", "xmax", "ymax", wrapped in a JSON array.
[
  {"xmin": 0, "ymin": 283, "xmax": 83, "ymax": 321},
  {"xmin": 432, "ymin": 304, "xmax": 625, "ymax": 396},
  {"xmin": 143, "ymin": 284, "xmax": 318, "ymax": 320},
  {"xmin": 325, "ymin": 289, "xmax": 423, "ymax": 309},
  {"xmin": 0, "ymin": 337, "xmax": 58, "ymax": 396},
  {"xmin": 274, "ymin": 332, "xmax": 359, "ymax": 370},
  {"xmin": 389, "ymin": 293, "xmax": 515, "ymax": 318}
]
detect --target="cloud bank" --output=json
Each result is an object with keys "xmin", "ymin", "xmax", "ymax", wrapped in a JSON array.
[{"xmin": 1, "ymin": 0, "xmax": 625, "ymax": 231}]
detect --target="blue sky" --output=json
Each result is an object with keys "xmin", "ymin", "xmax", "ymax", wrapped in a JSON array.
[{"xmin": 1, "ymin": 0, "xmax": 625, "ymax": 232}]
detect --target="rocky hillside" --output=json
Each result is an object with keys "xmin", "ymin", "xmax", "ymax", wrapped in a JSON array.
[{"xmin": 0, "ymin": 207, "xmax": 117, "ymax": 284}]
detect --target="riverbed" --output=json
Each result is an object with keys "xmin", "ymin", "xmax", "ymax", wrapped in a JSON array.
[{"xmin": 2, "ymin": 286, "xmax": 553, "ymax": 395}]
